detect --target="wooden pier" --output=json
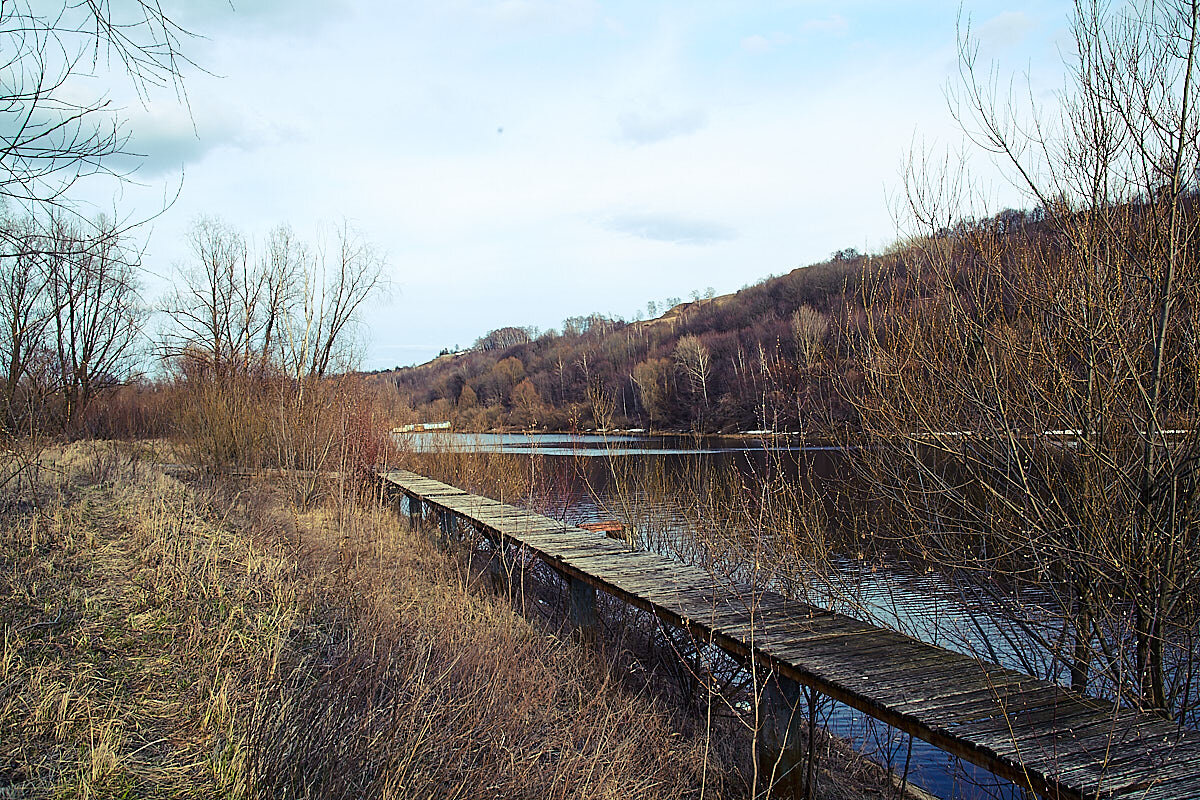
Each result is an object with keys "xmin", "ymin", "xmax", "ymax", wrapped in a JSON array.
[{"xmin": 380, "ymin": 469, "xmax": 1200, "ymax": 799}]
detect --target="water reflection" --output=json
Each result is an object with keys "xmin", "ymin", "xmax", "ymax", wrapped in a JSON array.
[{"xmin": 401, "ymin": 430, "xmax": 837, "ymax": 457}]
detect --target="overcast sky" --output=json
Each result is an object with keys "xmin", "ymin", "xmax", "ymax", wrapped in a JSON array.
[{"xmin": 83, "ymin": 1, "xmax": 1075, "ymax": 370}]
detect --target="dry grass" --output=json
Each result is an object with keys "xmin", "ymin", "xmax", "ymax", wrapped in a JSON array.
[{"xmin": 0, "ymin": 441, "xmax": 731, "ymax": 799}]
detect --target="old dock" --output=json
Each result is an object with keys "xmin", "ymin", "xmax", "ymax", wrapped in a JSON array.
[{"xmin": 380, "ymin": 469, "xmax": 1200, "ymax": 799}]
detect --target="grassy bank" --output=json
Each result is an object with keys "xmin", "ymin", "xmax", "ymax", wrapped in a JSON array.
[{"xmin": 1, "ymin": 442, "xmax": 729, "ymax": 798}]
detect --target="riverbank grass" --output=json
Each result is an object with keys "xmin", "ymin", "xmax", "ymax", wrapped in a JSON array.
[{"xmin": 0, "ymin": 442, "xmax": 724, "ymax": 798}]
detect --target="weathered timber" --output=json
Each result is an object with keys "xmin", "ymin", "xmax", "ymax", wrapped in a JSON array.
[
  {"xmin": 380, "ymin": 469, "xmax": 1200, "ymax": 800},
  {"xmin": 569, "ymin": 576, "xmax": 598, "ymax": 644}
]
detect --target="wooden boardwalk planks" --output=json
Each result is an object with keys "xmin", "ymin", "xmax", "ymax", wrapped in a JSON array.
[{"xmin": 380, "ymin": 469, "xmax": 1200, "ymax": 800}]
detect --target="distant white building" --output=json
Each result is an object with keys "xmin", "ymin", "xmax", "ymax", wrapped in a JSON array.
[{"xmin": 393, "ymin": 421, "xmax": 452, "ymax": 433}]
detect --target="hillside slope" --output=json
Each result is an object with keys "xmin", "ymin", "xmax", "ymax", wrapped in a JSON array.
[
  {"xmin": 373, "ymin": 207, "xmax": 1069, "ymax": 434},
  {"xmin": 375, "ymin": 252, "xmax": 867, "ymax": 433}
]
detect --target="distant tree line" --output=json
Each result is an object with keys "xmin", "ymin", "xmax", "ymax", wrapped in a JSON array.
[{"xmin": 380, "ymin": 247, "xmax": 873, "ymax": 432}]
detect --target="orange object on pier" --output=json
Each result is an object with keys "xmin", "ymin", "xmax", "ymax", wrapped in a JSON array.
[{"xmin": 578, "ymin": 520, "xmax": 625, "ymax": 534}]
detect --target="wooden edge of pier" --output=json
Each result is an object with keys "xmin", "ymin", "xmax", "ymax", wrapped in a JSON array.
[{"xmin": 380, "ymin": 469, "xmax": 1200, "ymax": 800}]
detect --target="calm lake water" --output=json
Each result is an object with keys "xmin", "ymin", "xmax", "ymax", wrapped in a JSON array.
[
  {"xmin": 401, "ymin": 430, "xmax": 839, "ymax": 456},
  {"xmin": 395, "ymin": 431, "xmax": 1060, "ymax": 799}
]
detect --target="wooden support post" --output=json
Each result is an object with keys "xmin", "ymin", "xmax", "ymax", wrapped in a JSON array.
[
  {"xmin": 488, "ymin": 540, "xmax": 509, "ymax": 594},
  {"xmin": 569, "ymin": 575, "xmax": 597, "ymax": 645},
  {"xmin": 438, "ymin": 508, "xmax": 453, "ymax": 539},
  {"xmin": 380, "ymin": 484, "xmax": 399, "ymax": 515},
  {"xmin": 757, "ymin": 672, "xmax": 807, "ymax": 800},
  {"xmin": 408, "ymin": 496, "xmax": 423, "ymax": 529},
  {"xmin": 804, "ymin": 685, "xmax": 818, "ymax": 800}
]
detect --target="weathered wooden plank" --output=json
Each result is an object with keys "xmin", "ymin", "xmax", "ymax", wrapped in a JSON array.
[
  {"xmin": 1123, "ymin": 773, "xmax": 1200, "ymax": 800},
  {"xmin": 654, "ymin": 596, "xmax": 758, "ymax": 633},
  {"xmin": 384, "ymin": 468, "xmax": 1200, "ymax": 800},
  {"xmin": 665, "ymin": 595, "xmax": 824, "ymax": 634},
  {"xmin": 483, "ymin": 513, "xmax": 562, "ymax": 529},
  {"xmin": 755, "ymin": 621, "xmax": 912, "ymax": 656},
  {"xmin": 555, "ymin": 548, "xmax": 663, "ymax": 569},
  {"xmin": 881, "ymin": 672, "xmax": 1038, "ymax": 722},
  {"xmin": 593, "ymin": 558, "xmax": 705, "ymax": 584},
  {"xmin": 519, "ymin": 534, "xmax": 621, "ymax": 554},
  {"xmin": 766, "ymin": 628, "xmax": 923, "ymax": 668},
  {"xmin": 1047, "ymin": 716, "xmax": 1193, "ymax": 782},
  {"xmin": 944, "ymin": 693, "xmax": 1105, "ymax": 750},
  {"xmin": 583, "ymin": 559, "xmax": 704, "ymax": 586},
  {"xmin": 850, "ymin": 646, "xmax": 973, "ymax": 688},
  {"xmin": 525, "ymin": 528, "xmax": 621, "ymax": 545},
  {"xmin": 643, "ymin": 585, "xmax": 741, "ymax": 615}
]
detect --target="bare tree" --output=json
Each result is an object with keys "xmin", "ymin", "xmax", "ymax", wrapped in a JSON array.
[
  {"xmin": 164, "ymin": 217, "xmax": 388, "ymax": 383},
  {"xmin": 588, "ymin": 381, "xmax": 616, "ymax": 430},
  {"xmin": 790, "ymin": 305, "xmax": 827, "ymax": 368},
  {"xmin": 258, "ymin": 224, "xmax": 305, "ymax": 374},
  {"xmin": 848, "ymin": 0, "xmax": 1200, "ymax": 719},
  {"xmin": 42, "ymin": 213, "xmax": 142, "ymax": 433},
  {"xmin": 286, "ymin": 221, "xmax": 387, "ymax": 380},
  {"xmin": 0, "ymin": 2, "xmax": 195, "ymax": 209},
  {"xmin": 0, "ymin": 211, "xmax": 140, "ymax": 435},
  {"xmin": 161, "ymin": 216, "xmax": 258, "ymax": 378},
  {"xmin": 0, "ymin": 215, "xmax": 50, "ymax": 430},
  {"xmin": 632, "ymin": 358, "xmax": 671, "ymax": 428},
  {"xmin": 674, "ymin": 334, "xmax": 711, "ymax": 408}
]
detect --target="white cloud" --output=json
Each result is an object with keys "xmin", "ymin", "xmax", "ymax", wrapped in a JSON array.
[
  {"xmin": 978, "ymin": 11, "xmax": 1035, "ymax": 49},
  {"xmin": 617, "ymin": 105, "xmax": 706, "ymax": 145},
  {"xmin": 108, "ymin": 101, "xmax": 296, "ymax": 179},
  {"xmin": 741, "ymin": 32, "xmax": 793, "ymax": 54},
  {"xmin": 742, "ymin": 34, "xmax": 772, "ymax": 53},
  {"xmin": 802, "ymin": 14, "xmax": 848, "ymax": 35},
  {"xmin": 604, "ymin": 212, "xmax": 735, "ymax": 245}
]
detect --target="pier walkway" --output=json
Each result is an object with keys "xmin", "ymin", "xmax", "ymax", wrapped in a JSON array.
[{"xmin": 380, "ymin": 469, "xmax": 1200, "ymax": 799}]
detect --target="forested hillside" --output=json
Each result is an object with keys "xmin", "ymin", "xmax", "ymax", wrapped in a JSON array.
[
  {"xmin": 375, "ymin": 251, "xmax": 864, "ymax": 432},
  {"xmin": 376, "ymin": 209, "xmax": 1055, "ymax": 433}
]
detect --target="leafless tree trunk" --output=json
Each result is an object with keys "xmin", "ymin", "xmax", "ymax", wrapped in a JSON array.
[
  {"xmin": 300, "ymin": 221, "xmax": 387, "ymax": 379},
  {"xmin": 161, "ymin": 217, "xmax": 263, "ymax": 379},
  {"xmin": 43, "ymin": 214, "xmax": 142, "ymax": 435},
  {"xmin": 258, "ymin": 224, "xmax": 304, "ymax": 376},
  {"xmin": 674, "ymin": 334, "xmax": 711, "ymax": 409},
  {"xmin": 632, "ymin": 358, "xmax": 670, "ymax": 428},
  {"xmin": 0, "ymin": 215, "xmax": 49, "ymax": 431},
  {"xmin": 791, "ymin": 305, "xmax": 828, "ymax": 368}
]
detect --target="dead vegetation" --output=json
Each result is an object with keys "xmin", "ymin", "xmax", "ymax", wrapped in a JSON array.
[{"xmin": 0, "ymin": 442, "xmax": 732, "ymax": 798}]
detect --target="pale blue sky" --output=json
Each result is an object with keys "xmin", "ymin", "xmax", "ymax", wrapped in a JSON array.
[{"xmin": 81, "ymin": 1, "xmax": 1075, "ymax": 369}]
